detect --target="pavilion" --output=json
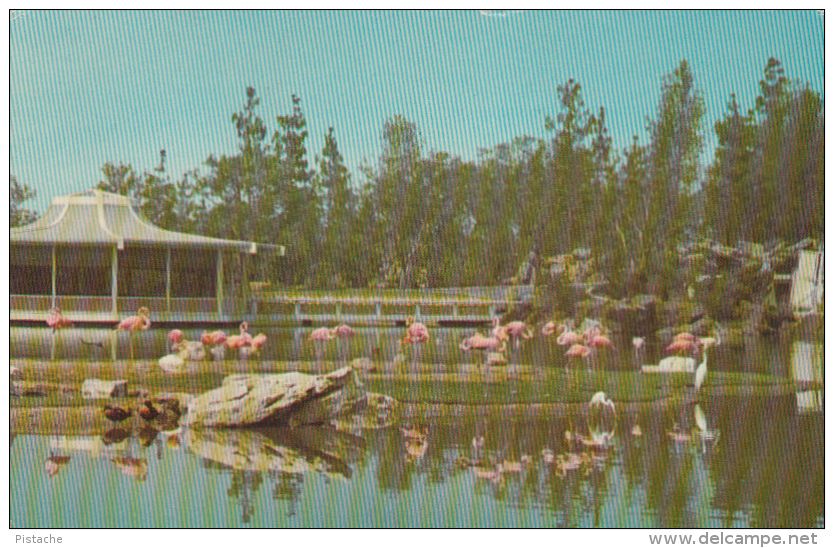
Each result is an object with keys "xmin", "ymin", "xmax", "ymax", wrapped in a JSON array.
[{"xmin": 10, "ymin": 189, "xmax": 284, "ymax": 323}]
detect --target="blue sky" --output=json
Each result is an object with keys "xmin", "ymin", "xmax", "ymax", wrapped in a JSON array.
[{"xmin": 10, "ymin": 10, "xmax": 824, "ymax": 214}]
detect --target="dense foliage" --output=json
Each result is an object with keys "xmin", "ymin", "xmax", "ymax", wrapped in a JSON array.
[{"xmin": 11, "ymin": 59, "xmax": 823, "ymax": 297}]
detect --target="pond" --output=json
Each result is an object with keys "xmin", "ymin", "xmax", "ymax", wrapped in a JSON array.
[{"xmin": 9, "ymin": 326, "xmax": 824, "ymax": 528}]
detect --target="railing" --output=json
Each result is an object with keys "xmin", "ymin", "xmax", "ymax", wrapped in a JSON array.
[
  {"xmin": 248, "ymin": 294, "xmax": 522, "ymax": 325},
  {"xmin": 11, "ymin": 294, "xmax": 226, "ymax": 323}
]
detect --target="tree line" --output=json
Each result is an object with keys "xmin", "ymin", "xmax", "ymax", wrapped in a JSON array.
[{"xmin": 10, "ymin": 58, "xmax": 823, "ymax": 299}]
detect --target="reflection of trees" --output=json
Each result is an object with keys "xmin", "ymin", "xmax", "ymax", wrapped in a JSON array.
[
  {"xmin": 642, "ymin": 404, "xmax": 698, "ymax": 528},
  {"xmin": 227, "ymin": 470, "xmax": 264, "ymax": 524},
  {"xmin": 708, "ymin": 396, "xmax": 823, "ymax": 528},
  {"xmin": 375, "ymin": 430, "xmax": 413, "ymax": 492},
  {"xmin": 158, "ymin": 396, "xmax": 824, "ymax": 527},
  {"xmin": 270, "ymin": 471, "xmax": 304, "ymax": 517},
  {"xmin": 185, "ymin": 425, "xmax": 366, "ymax": 525}
]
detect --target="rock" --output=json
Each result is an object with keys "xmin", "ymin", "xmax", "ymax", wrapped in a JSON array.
[
  {"xmin": 333, "ymin": 392, "xmax": 398, "ymax": 430},
  {"xmin": 349, "ymin": 357, "xmax": 376, "ymax": 373},
  {"xmin": 183, "ymin": 367, "xmax": 366, "ymax": 428},
  {"xmin": 486, "ymin": 352, "xmax": 507, "ymax": 366},
  {"xmin": 155, "ymin": 392, "xmax": 194, "ymax": 413},
  {"xmin": 81, "ymin": 379, "xmax": 128, "ymax": 400}
]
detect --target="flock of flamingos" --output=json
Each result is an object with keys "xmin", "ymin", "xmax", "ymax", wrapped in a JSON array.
[
  {"xmin": 43, "ymin": 303, "xmax": 719, "ymax": 391},
  {"xmin": 32, "ymin": 305, "xmax": 722, "ymax": 481}
]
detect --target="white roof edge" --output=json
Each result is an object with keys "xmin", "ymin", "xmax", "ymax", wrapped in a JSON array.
[
  {"xmin": 94, "ymin": 189, "xmax": 125, "ymax": 248},
  {"xmin": 11, "ymin": 188, "xmax": 282, "ymax": 255}
]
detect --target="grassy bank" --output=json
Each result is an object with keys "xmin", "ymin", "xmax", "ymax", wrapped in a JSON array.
[{"xmin": 11, "ymin": 358, "xmax": 819, "ymax": 415}]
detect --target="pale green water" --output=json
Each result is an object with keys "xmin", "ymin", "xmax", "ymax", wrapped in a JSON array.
[
  {"xmin": 10, "ymin": 394, "xmax": 823, "ymax": 528},
  {"xmin": 10, "ymin": 327, "xmax": 823, "ymax": 528}
]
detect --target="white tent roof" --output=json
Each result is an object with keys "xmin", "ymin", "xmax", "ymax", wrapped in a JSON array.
[{"xmin": 10, "ymin": 189, "xmax": 284, "ymax": 255}]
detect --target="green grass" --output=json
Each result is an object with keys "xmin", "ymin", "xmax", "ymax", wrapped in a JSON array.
[{"xmin": 11, "ymin": 359, "xmax": 819, "ymax": 409}]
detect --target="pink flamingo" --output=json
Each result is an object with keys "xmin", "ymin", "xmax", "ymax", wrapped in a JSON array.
[
  {"xmin": 490, "ymin": 318, "xmax": 508, "ymax": 341},
  {"xmin": 459, "ymin": 332, "xmax": 507, "ymax": 368},
  {"xmin": 240, "ymin": 333, "xmax": 267, "ymax": 361},
  {"xmin": 224, "ymin": 322, "xmax": 252, "ymax": 348},
  {"xmin": 332, "ymin": 323, "xmax": 356, "ymax": 362},
  {"xmin": 115, "ymin": 307, "xmax": 151, "ymax": 360},
  {"xmin": 46, "ymin": 306, "xmax": 73, "ymax": 360},
  {"xmin": 673, "ymin": 332, "xmax": 698, "ymax": 343},
  {"xmin": 307, "ymin": 326, "xmax": 336, "ymax": 371},
  {"xmin": 565, "ymin": 343, "xmax": 592, "ymax": 371},
  {"xmin": 556, "ymin": 326, "xmax": 583, "ymax": 346},
  {"xmin": 541, "ymin": 320, "xmax": 562, "ymax": 337},
  {"xmin": 225, "ymin": 322, "xmax": 253, "ymax": 364},
  {"xmin": 201, "ymin": 329, "xmax": 228, "ymax": 360},
  {"xmin": 46, "ymin": 306, "xmax": 73, "ymax": 333},
  {"xmin": 666, "ymin": 339, "xmax": 698, "ymax": 355},
  {"xmin": 587, "ymin": 333, "xmax": 612, "ymax": 348},
  {"xmin": 167, "ymin": 329, "xmax": 184, "ymax": 351},
  {"xmin": 116, "ymin": 307, "xmax": 152, "ymax": 332},
  {"xmin": 501, "ymin": 320, "xmax": 533, "ymax": 365},
  {"xmin": 402, "ymin": 317, "xmax": 430, "ymax": 368}
]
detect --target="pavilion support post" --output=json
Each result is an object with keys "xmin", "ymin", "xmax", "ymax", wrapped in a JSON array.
[
  {"xmin": 166, "ymin": 247, "xmax": 171, "ymax": 315},
  {"xmin": 111, "ymin": 245, "xmax": 118, "ymax": 316},
  {"xmin": 216, "ymin": 249, "xmax": 224, "ymax": 317},
  {"xmin": 51, "ymin": 245, "xmax": 57, "ymax": 308}
]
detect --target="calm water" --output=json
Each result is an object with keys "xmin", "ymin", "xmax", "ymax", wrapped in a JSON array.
[
  {"xmin": 9, "ymin": 394, "xmax": 824, "ymax": 528},
  {"xmin": 10, "ymin": 326, "xmax": 824, "ymax": 528}
]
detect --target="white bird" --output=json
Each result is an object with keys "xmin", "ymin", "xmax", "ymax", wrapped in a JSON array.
[
  {"xmin": 158, "ymin": 347, "xmax": 190, "ymax": 373},
  {"xmin": 693, "ymin": 403, "xmax": 719, "ymax": 452},
  {"xmin": 694, "ymin": 335, "xmax": 720, "ymax": 393},
  {"xmin": 589, "ymin": 391, "xmax": 615, "ymax": 413}
]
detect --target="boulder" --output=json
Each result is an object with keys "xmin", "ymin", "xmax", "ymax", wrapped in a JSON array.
[
  {"xmin": 486, "ymin": 352, "xmax": 507, "ymax": 366},
  {"xmin": 333, "ymin": 392, "xmax": 398, "ymax": 431},
  {"xmin": 81, "ymin": 379, "xmax": 128, "ymax": 399},
  {"xmin": 183, "ymin": 367, "xmax": 366, "ymax": 428},
  {"xmin": 349, "ymin": 357, "xmax": 376, "ymax": 373}
]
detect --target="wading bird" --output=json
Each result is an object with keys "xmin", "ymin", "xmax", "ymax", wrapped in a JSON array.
[
  {"xmin": 239, "ymin": 332, "xmax": 268, "ymax": 361},
  {"xmin": 167, "ymin": 329, "xmax": 184, "ymax": 351},
  {"xmin": 138, "ymin": 400, "xmax": 161, "ymax": 422},
  {"xmin": 502, "ymin": 320, "xmax": 533, "ymax": 365},
  {"xmin": 694, "ymin": 335, "xmax": 720, "ymax": 394},
  {"xmin": 45, "ymin": 306, "xmax": 74, "ymax": 360},
  {"xmin": 115, "ymin": 306, "xmax": 151, "ymax": 360},
  {"xmin": 103, "ymin": 404, "xmax": 133, "ymax": 424},
  {"xmin": 459, "ymin": 332, "xmax": 507, "ymax": 367},
  {"xmin": 565, "ymin": 343, "xmax": 591, "ymax": 370},
  {"xmin": 158, "ymin": 346, "xmax": 191, "ymax": 373},
  {"xmin": 332, "ymin": 323, "xmax": 356, "ymax": 362},
  {"xmin": 402, "ymin": 317, "xmax": 430, "ymax": 368},
  {"xmin": 46, "ymin": 306, "xmax": 73, "ymax": 333},
  {"xmin": 201, "ymin": 329, "xmax": 228, "ymax": 360},
  {"xmin": 308, "ymin": 327, "xmax": 336, "ymax": 371}
]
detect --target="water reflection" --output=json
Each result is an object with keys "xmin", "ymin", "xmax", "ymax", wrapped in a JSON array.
[
  {"xmin": 790, "ymin": 341, "xmax": 824, "ymax": 413},
  {"xmin": 10, "ymin": 393, "xmax": 823, "ymax": 528}
]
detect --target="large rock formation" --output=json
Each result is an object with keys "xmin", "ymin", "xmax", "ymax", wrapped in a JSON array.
[
  {"xmin": 183, "ymin": 367, "xmax": 392, "ymax": 428},
  {"xmin": 81, "ymin": 379, "xmax": 128, "ymax": 399}
]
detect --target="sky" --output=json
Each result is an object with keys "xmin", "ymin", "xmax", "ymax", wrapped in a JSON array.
[{"xmin": 9, "ymin": 10, "xmax": 825, "ymax": 215}]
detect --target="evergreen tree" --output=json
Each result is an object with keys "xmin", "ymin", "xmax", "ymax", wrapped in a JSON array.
[{"xmin": 10, "ymin": 174, "xmax": 38, "ymax": 227}]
